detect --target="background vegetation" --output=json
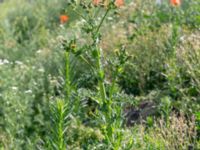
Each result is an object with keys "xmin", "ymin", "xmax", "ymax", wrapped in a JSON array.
[{"xmin": 0, "ymin": 0, "xmax": 200, "ymax": 149}]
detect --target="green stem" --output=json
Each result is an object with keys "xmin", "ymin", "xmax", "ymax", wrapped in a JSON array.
[
  {"xmin": 94, "ymin": 8, "xmax": 111, "ymax": 103},
  {"xmin": 94, "ymin": 8, "xmax": 110, "ymax": 37},
  {"xmin": 65, "ymin": 51, "xmax": 70, "ymax": 101},
  {"xmin": 96, "ymin": 48, "xmax": 107, "ymax": 102}
]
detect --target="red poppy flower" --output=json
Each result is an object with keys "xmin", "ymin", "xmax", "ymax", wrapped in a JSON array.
[
  {"xmin": 115, "ymin": 0, "xmax": 124, "ymax": 7},
  {"xmin": 60, "ymin": 15, "xmax": 69, "ymax": 24},
  {"xmin": 170, "ymin": 0, "xmax": 181, "ymax": 6},
  {"xmin": 93, "ymin": 0, "xmax": 101, "ymax": 6}
]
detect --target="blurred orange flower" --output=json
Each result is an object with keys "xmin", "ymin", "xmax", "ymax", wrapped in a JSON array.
[
  {"xmin": 60, "ymin": 15, "xmax": 69, "ymax": 24},
  {"xmin": 115, "ymin": 0, "xmax": 124, "ymax": 7},
  {"xmin": 93, "ymin": 0, "xmax": 102, "ymax": 5},
  {"xmin": 170, "ymin": 0, "xmax": 181, "ymax": 6}
]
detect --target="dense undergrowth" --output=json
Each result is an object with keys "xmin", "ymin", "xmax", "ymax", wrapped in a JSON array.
[{"xmin": 0, "ymin": 0, "xmax": 200, "ymax": 149}]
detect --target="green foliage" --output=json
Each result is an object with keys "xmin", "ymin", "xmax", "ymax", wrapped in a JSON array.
[
  {"xmin": 159, "ymin": 96, "xmax": 172, "ymax": 126},
  {"xmin": 196, "ymin": 112, "xmax": 200, "ymax": 140},
  {"xmin": 49, "ymin": 99, "xmax": 68, "ymax": 150},
  {"xmin": 0, "ymin": 0, "xmax": 200, "ymax": 149}
]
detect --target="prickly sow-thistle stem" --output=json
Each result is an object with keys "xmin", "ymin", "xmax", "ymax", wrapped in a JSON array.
[
  {"xmin": 94, "ymin": 8, "xmax": 110, "ymax": 103},
  {"xmin": 65, "ymin": 51, "xmax": 70, "ymax": 101},
  {"xmin": 96, "ymin": 47, "xmax": 107, "ymax": 102}
]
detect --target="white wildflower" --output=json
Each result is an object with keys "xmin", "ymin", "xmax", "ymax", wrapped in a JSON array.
[
  {"xmin": 15, "ymin": 61, "xmax": 23, "ymax": 65},
  {"xmin": 36, "ymin": 49, "xmax": 42, "ymax": 54},
  {"xmin": 180, "ymin": 36, "xmax": 185, "ymax": 41},
  {"xmin": 3, "ymin": 59, "xmax": 9, "ymax": 64},
  {"xmin": 11, "ymin": 86, "xmax": 18, "ymax": 90},
  {"xmin": 38, "ymin": 68, "xmax": 45, "ymax": 73},
  {"xmin": 107, "ymin": 17, "xmax": 113, "ymax": 21},
  {"xmin": 25, "ymin": 90, "xmax": 32, "ymax": 94},
  {"xmin": 0, "ymin": 59, "xmax": 9, "ymax": 65}
]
